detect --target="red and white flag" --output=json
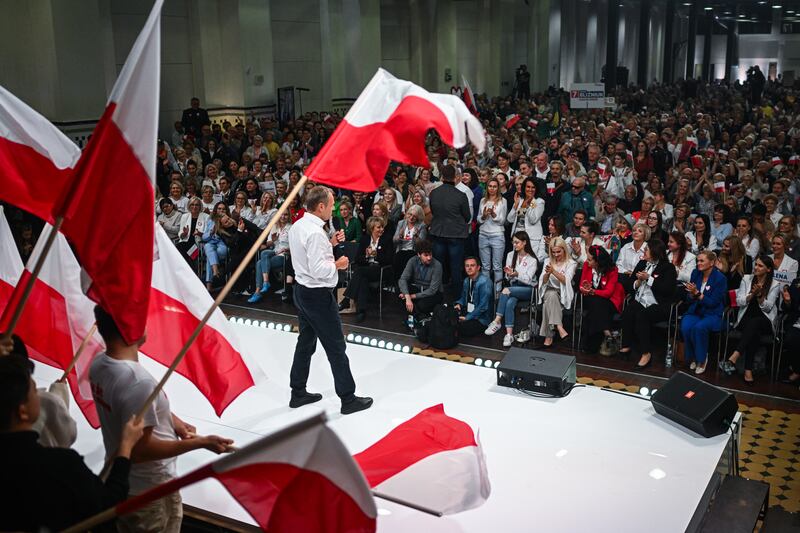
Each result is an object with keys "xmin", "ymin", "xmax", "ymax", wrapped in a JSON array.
[
  {"xmin": 461, "ymin": 76, "xmax": 479, "ymax": 116},
  {"xmin": 140, "ymin": 226, "xmax": 260, "ymax": 416},
  {"xmin": 597, "ymin": 162, "xmax": 608, "ymax": 177},
  {"xmin": 626, "ymin": 149, "xmax": 633, "ymax": 160},
  {"xmin": 691, "ymin": 154, "xmax": 704, "ymax": 169},
  {"xmin": 354, "ymin": 404, "xmax": 491, "ymax": 515},
  {"xmin": 718, "ymin": 149, "xmax": 729, "ymax": 157},
  {"xmin": 789, "ymin": 154, "xmax": 800, "ymax": 166},
  {"xmin": 307, "ymin": 69, "xmax": 484, "ymax": 192},
  {"xmin": 714, "ymin": 181, "xmax": 726, "ymax": 194},
  {"xmin": 529, "ymin": 118, "xmax": 539, "ymax": 128},
  {"xmin": 0, "ymin": 214, "xmax": 103, "ymax": 427},
  {"xmin": 771, "ymin": 156, "xmax": 782, "ymax": 167},
  {"xmin": 0, "ymin": 86, "xmax": 81, "ymax": 223},
  {"xmin": 504, "ymin": 114, "xmax": 521, "ymax": 129},
  {"xmin": 112, "ymin": 415, "xmax": 376, "ymax": 533},
  {"xmin": 57, "ymin": 0, "xmax": 163, "ymax": 344},
  {"xmin": 706, "ymin": 148, "xmax": 715, "ymax": 157},
  {"xmin": 685, "ymin": 136, "xmax": 698, "ymax": 150}
]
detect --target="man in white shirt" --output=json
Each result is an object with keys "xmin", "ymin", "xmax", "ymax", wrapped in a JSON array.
[
  {"xmin": 89, "ymin": 306, "xmax": 233, "ymax": 533},
  {"xmin": 288, "ymin": 186, "xmax": 373, "ymax": 415}
]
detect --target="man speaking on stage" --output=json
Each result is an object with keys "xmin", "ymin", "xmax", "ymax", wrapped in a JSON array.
[{"xmin": 287, "ymin": 185, "xmax": 373, "ymax": 415}]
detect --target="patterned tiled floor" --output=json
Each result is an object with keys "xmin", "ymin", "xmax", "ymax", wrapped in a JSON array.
[{"xmin": 412, "ymin": 347, "xmax": 800, "ymax": 514}]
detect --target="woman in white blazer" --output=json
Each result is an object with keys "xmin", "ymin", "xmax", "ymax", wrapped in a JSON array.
[
  {"xmin": 770, "ymin": 233, "xmax": 798, "ymax": 287},
  {"xmin": 507, "ymin": 177, "xmax": 545, "ymax": 250},
  {"xmin": 537, "ymin": 237, "xmax": 576, "ymax": 346},
  {"xmin": 177, "ymin": 200, "xmax": 210, "ymax": 243},
  {"xmin": 719, "ymin": 256, "xmax": 781, "ymax": 384}
]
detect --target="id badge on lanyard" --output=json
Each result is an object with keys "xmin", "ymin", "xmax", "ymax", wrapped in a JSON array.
[{"xmin": 467, "ymin": 280, "xmax": 475, "ymax": 313}]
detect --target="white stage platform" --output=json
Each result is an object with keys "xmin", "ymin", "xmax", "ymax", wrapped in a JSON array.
[{"xmin": 32, "ymin": 323, "xmax": 737, "ymax": 533}]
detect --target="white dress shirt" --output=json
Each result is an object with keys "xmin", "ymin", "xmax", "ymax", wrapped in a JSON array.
[
  {"xmin": 288, "ymin": 213, "xmax": 338, "ymax": 288},
  {"xmin": 616, "ymin": 241, "xmax": 647, "ymax": 274},
  {"xmin": 634, "ymin": 262, "xmax": 659, "ymax": 308}
]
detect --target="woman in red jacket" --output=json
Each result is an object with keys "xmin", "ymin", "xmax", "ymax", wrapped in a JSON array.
[{"xmin": 579, "ymin": 245, "xmax": 625, "ymax": 353}]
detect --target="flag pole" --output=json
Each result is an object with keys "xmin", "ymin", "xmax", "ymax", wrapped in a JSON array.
[
  {"xmin": 372, "ymin": 491, "xmax": 444, "ymax": 517},
  {"xmin": 65, "ymin": 412, "xmax": 327, "ymax": 533},
  {"xmin": 0, "ymin": 216, "xmax": 65, "ymax": 342},
  {"xmin": 59, "ymin": 322, "xmax": 98, "ymax": 382},
  {"xmin": 134, "ymin": 175, "xmax": 308, "ymax": 421}
]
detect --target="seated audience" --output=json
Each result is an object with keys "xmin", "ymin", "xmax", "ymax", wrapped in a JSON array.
[
  {"xmin": 770, "ymin": 233, "xmax": 798, "ymax": 287},
  {"xmin": 620, "ymin": 239, "xmax": 677, "ymax": 368},
  {"xmin": 680, "ymin": 250, "xmax": 728, "ymax": 375},
  {"xmin": 715, "ymin": 235, "xmax": 752, "ymax": 290},
  {"xmin": 398, "ymin": 239, "xmax": 444, "ymax": 319},
  {"xmin": 686, "ymin": 214, "xmax": 717, "ymax": 254},
  {"xmin": 338, "ymin": 216, "xmax": 394, "ymax": 322},
  {"xmin": 537, "ymin": 236, "xmax": 576, "ymax": 347},
  {"xmin": 720, "ymin": 256, "xmax": 780, "ymax": 384},
  {"xmin": 484, "ymin": 231, "xmax": 539, "ymax": 347},
  {"xmin": 248, "ymin": 210, "xmax": 292, "ymax": 303},
  {"xmin": 454, "ymin": 256, "xmax": 493, "ymax": 337},
  {"xmin": 157, "ymin": 198, "xmax": 182, "ymax": 241},
  {"xmin": 578, "ymin": 245, "xmax": 624, "ymax": 353},
  {"xmin": 202, "ymin": 202, "xmax": 234, "ymax": 289},
  {"xmin": 392, "ymin": 205, "xmax": 428, "ymax": 279},
  {"xmin": 668, "ymin": 230, "xmax": 696, "ymax": 283}
]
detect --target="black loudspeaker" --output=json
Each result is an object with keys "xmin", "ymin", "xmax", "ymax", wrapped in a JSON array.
[{"xmin": 650, "ymin": 372, "xmax": 738, "ymax": 438}]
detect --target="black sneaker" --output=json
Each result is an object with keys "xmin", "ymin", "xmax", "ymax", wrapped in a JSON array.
[
  {"xmin": 338, "ymin": 298, "xmax": 351, "ymax": 312},
  {"xmin": 341, "ymin": 396, "xmax": 373, "ymax": 415},
  {"xmin": 289, "ymin": 391, "xmax": 323, "ymax": 408}
]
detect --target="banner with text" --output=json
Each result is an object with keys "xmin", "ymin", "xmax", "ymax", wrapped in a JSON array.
[{"xmin": 570, "ymin": 84, "xmax": 606, "ymax": 109}]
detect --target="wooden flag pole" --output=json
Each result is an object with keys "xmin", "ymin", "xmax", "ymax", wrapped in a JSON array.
[
  {"xmin": 133, "ymin": 175, "xmax": 308, "ymax": 421},
  {"xmin": 65, "ymin": 412, "xmax": 327, "ymax": 533},
  {"xmin": 59, "ymin": 323, "xmax": 98, "ymax": 382},
  {"xmin": 0, "ymin": 216, "xmax": 65, "ymax": 343}
]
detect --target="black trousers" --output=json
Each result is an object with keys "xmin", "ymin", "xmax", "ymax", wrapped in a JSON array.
[
  {"xmin": 621, "ymin": 300, "xmax": 669, "ymax": 355},
  {"xmin": 735, "ymin": 303, "xmax": 772, "ymax": 371},
  {"xmin": 290, "ymin": 284, "xmax": 356, "ymax": 402},
  {"xmin": 406, "ymin": 286, "xmax": 444, "ymax": 317},
  {"xmin": 581, "ymin": 295, "xmax": 618, "ymax": 352},
  {"xmin": 344, "ymin": 264, "xmax": 383, "ymax": 312},
  {"xmin": 458, "ymin": 319, "xmax": 485, "ymax": 337}
]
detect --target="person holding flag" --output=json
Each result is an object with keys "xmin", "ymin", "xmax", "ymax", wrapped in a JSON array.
[{"xmin": 89, "ymin": 306, "xmax": 234, "ymax": 532}]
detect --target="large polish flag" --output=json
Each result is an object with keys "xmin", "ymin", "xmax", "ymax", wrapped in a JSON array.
[
  {"xmin": 0, "ymin": 212, "xmax": 103, "ymax": 427},
  {"xmin": 110, "ymin": 415, "xmax": 376, "ymax": 533},
  {"xmin": 307, "ymin": 68, "xmax": 485, "ymax": 192},
  {"xmin": 0, "ymin": 86, "xmax": 81, "ymax": 223},
  {"xmin": 354, "ymin": 404, "xmax": 491, "ymax": 515},
  {"xmin": 57, "ymin": 0, "xmax": 163, "ymax": 344},
  {"xmin": 140, "ymin": 225, "xmax": 261, "ymax": 416}
]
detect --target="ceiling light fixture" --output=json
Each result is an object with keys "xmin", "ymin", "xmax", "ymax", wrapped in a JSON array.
[
  {"xmin": 772, "ymin": 3, "xmax": 782, "ymax": 7},
  {"xmin": 704, "ymin": 6, "xmax": 712, "ymax": 10}
]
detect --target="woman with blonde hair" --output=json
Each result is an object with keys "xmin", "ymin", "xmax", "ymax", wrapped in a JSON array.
[
  {"xmin": 392, "ymin": 204, "xmax": 428, "ymax": 277},
  {"xmin": 537, "ymin": 237, "xmax": 576, "ymax": 347},
  {"xmin": 251, "ymin": 192, "xmax": 277, "ymax": 230},
  {"xmin": 715, "ymin": 235, "xmax": 751, "ymax": 290}
]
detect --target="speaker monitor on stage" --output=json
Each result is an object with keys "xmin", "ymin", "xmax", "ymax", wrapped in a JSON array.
[{"xmin": 650, "ymin": 372, "xmax": 738, "ymax": 438}]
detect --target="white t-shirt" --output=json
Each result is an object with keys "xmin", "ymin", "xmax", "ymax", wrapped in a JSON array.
[{"xmin": 89, "ymin": 353, "xmax": 177, "ymax": 494}]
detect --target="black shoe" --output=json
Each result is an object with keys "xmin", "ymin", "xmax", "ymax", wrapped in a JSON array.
[
  {"xmin": 338, "ymin": 298, "xmax": 351, "ymax": 311},
  {"xmin": 341, "ymin": 396, "xmax": 373, "ymax": 415},
  {"xmin": 355, "ymin": 311, "xmax": 366, "ymax": 323},
  {"xmin": 634, "ymin": 358, "xmax": 652, "ymax": 370},
  {"xmin": 289, "ymin": 391, "xmax": 323, "ymax": 408}
]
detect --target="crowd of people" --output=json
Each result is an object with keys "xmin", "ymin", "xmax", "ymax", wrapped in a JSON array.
[{"xmin": 6, "ymin": 75, "xmax": 799, "ymax": 393}]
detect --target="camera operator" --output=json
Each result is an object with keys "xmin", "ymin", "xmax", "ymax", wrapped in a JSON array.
[
  {"xmin": 746, "ymin": 65, "xmax": 765, "ymax": 107},
  {"xmin": 515, "ymin": 65, "xmax": 531, "ymax": 101}
]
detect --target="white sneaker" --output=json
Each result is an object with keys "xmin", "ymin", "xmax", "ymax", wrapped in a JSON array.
[
  {"xmin": 515, "ymin": 329, "xmax": 531, "ymax": 343},
  {"xmin": 502, "ymin": 333, "xmax": 514, "ymax": 347},
  {"xmin": 484, "ymin": 321, "xmax": 502, "ymax": 335},
  {"xmin": 689, "ymin": 361, "xmax": 697, "ymax": 370},
  {"xmin": 695, "ymin": 364, "xmax": 706, "ymax": 375}
]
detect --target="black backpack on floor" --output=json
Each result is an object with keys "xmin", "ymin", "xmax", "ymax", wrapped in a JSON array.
[{"xmin": 425, "ymin": 303, "xmax": 459, "ymax": 349}]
